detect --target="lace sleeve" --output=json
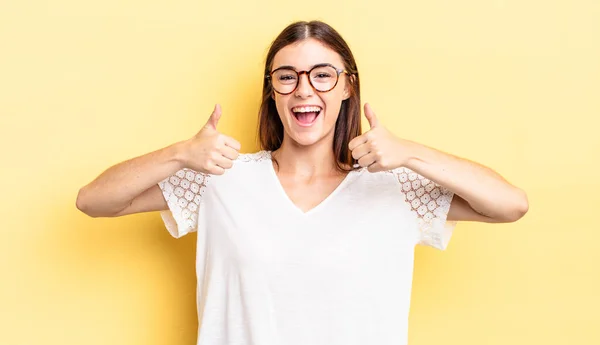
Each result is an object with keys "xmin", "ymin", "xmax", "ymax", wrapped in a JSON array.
[
  {"xmin": 392, "ymin": 167, "xmax": 456, "ymax": 250},
  {"xmin": 158, "ymin": 168, "xmax": 209, "ymax": 238}
]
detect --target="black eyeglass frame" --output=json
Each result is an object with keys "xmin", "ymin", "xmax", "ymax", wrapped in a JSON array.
[{"xmin": 265, "ymin": 63, "xmax": 352, "ymax": 95}]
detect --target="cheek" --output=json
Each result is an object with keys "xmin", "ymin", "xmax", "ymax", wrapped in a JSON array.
[{"xmin": 274, "ymin": 96, "xmax": 289, "ymax": 119}]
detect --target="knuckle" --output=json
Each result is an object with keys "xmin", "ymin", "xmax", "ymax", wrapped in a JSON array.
[
  {"xmin": 210, "ymin": 151, "xmax": 220, "ymax": 161},
  {"xmin": 202, "ymin": 162, "xmax": 213, "ymax": 174},
  {"xmin": 210, "ymin": 166, "xmax": 224, "ymax": 175},
  {"xmin": 206, "ymin": 139, "xmax": 218, "ymax": 150}
]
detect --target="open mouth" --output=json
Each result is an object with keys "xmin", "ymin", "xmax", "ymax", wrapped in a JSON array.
[{"xmin": 291, "ymin": 105, "xmax": 323, "ymax": 126}]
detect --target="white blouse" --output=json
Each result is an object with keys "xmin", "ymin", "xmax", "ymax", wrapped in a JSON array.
[{"xmin": 158, "ymin": 150, "xmax": 455, "ymax": 345}]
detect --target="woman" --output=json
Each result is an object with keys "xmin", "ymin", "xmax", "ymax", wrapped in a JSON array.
[{"xmin": 76, "ymin": 20, "xmax": 528, "ymax": 345}]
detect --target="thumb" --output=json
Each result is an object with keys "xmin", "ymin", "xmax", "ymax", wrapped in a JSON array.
[
  {"xmin": 205, "ymin": 104, "xmax": 222, "ymax": 130},
  {"xmin": 364, "ymin": 103, "xmax": 379, "ymax": 128}
]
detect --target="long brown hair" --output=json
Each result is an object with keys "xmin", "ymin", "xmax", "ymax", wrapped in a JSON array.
[{"xmin": 258, "ymin": 20, "xmax": 361, "ymax": 172}]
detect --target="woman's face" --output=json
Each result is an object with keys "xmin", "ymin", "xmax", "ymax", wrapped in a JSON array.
[{"xmin": 271, "ymin": 38, "xmax": 351, "ymax": 148}]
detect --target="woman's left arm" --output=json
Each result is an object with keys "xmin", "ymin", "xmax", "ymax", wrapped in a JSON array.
[
  {"xmin": 349, "ymin": 104, "xmax": 529, "ymax": 223},
  {"xmin": 400, "ymin": 139, "xmax": 529, "ymax": 223}
]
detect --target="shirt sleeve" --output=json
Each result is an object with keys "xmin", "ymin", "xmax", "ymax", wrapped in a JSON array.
[
  {"xmin": 392, "ymin": 167, "xmax": 457, "ymax": 250},
  {"xmin": 157, "ymin": 168, "xmax": 209, "ymax": 238}
]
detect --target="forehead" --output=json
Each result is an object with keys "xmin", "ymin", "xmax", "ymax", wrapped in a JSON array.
[{"xmin": 272, "ymin": 38, "xmax": 344, "ymax": 70}]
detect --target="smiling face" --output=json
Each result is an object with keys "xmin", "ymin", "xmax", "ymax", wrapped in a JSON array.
[{"xmin": 271, "ymin": 38, "xmax": 351, "ymax": 148}]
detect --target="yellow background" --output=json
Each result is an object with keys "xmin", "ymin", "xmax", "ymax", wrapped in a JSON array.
[{"xmin": 1, "ymin": 0, "xmax": 599, "ymax": 344}]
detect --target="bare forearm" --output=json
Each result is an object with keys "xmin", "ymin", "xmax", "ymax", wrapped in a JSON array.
[
  {"xmin": 76, "ymin": 141, "xmax": 186, "ymax": 217},
  {"xmin": 347, "ymin": 104, "xmax": 528, "ymax": 222},
  {"xmin": 403, "ymin": 140, "xmax": 528, "ymax": 221}
]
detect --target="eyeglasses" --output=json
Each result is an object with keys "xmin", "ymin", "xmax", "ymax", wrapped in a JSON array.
[{"xmin": 266, "ymin": 63, "xmax": 351, "ymax": 95}]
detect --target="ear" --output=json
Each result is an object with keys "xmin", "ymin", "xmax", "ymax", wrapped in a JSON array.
[{"xmin": 343, "ymin": 74, "xmax": 355, "ymax": 100}]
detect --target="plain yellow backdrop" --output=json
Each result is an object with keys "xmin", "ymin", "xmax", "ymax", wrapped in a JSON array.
[{"xmin": 1, "ymin": 0, "xmax": 599, "ymax": 344}]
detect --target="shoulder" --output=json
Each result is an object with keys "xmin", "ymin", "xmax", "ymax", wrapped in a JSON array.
[
  {"xmin": 348, "ymin": 168, "xmax": 399, "ymax": 196},
  {"xmin": 235, "ymin": 150, "xmax": 272, "ymax": 163},
  {"xmin": 216, "ymin": 150, "xmax": 272, "ymax": 180},
  {"xmin": 354, "ymin": 167, "xmax": 398, "ymax": 183},
  {"xmin": 203, "ymin": 151, "xmax": 272, "ymax": 189},
  {"xmin": 351, "ymin": 167, "xmax": 427, "ymax": 194},
  {"xmin": 388, "ymin": 166, "xmax": 438, "ymax": 191}
]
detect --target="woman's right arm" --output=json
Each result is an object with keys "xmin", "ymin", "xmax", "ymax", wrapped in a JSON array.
[
  {"xmin": 75, "ymin": 104, "xmax": 240, "ymax": 218},
  {"xmin": 76, "ymin": 142, "xmax": 187, "ymax": 217}
]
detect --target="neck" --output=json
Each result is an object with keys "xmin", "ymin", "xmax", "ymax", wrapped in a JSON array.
[{"xmin": 272, "ymin": 136, "xmax": 340, "ymax": 177}]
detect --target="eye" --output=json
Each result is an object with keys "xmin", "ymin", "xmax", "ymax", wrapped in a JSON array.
[
  {"xmin": 278, "ymin": 74, "xmax": 297, "ymax": 81},
  {"xmin": 315, "ymin": 73, "xmax": 332, "ymax": 79},
  {"xmin": 273, "ymin": 68, "xmax": 298, "ymax": 81}
]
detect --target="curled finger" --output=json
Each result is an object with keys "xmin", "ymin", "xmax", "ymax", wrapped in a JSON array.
[{"xmin": 358, "ymin": 152, "xmax": 377, "ymax": 168}]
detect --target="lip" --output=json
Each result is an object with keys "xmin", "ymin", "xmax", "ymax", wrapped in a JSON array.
[{"xmin": 290, "ymin": 104, "xmax": 323, "ymax": 127}]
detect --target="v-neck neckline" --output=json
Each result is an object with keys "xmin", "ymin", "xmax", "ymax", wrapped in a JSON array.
[{"xmin": 263, "ymin": 151, "xmax": 362, "ymax": 216}]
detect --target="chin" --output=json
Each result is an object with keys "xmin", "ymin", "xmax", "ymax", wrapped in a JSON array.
[
  {"xmin": 286, "ymin": 124, "xmax": 336, "ymax": 148},
  {"xmin": 289, "ymin": 133, "xmax": 324, "ymax": 147}
]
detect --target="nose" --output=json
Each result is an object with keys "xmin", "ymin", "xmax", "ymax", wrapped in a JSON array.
[{"xmin": 294, "ymin": 72, "xmax": 314, "ymax": 98}]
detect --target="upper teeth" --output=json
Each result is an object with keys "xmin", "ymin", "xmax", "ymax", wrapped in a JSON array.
[{"xmin": 292, "ymin": 106, "xmax": 322, "ymax": 113}]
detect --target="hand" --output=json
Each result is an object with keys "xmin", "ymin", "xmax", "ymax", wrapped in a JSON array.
[
  {"xmin": 348, "ymin": 103, "xmax": 410, "ymax": 172},
  {"xmin": 182, "ymin": 104, "xmax": 241, "ymax": 175}
]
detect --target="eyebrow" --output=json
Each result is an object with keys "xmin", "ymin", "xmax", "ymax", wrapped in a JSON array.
[{"xmin": 272, "ymin": 63, "xmax": 332, "ymax": 71}]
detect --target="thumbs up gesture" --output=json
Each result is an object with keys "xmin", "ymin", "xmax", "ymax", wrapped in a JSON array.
[
  {"xmin": 181, "ymin": 104, "xmax": 241, "ymax": 175},
  {"xmin": 348, "ymin": 103, "xmax": 409, "ymax": 172}
]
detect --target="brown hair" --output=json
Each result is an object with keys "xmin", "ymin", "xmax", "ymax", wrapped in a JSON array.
[{"xmin": 258, "ymin": 20, "xmax": 361, "ymax": 172}]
